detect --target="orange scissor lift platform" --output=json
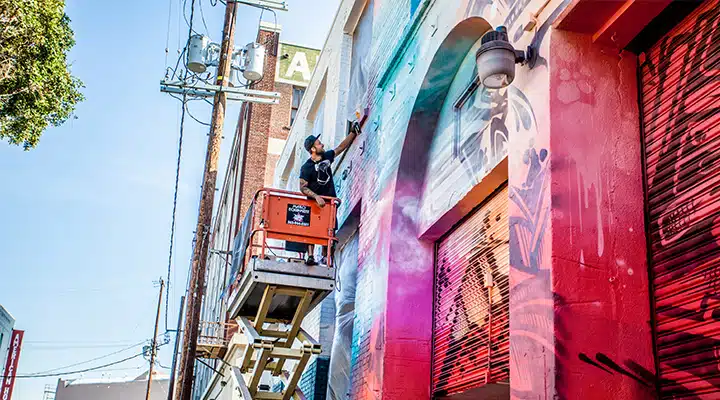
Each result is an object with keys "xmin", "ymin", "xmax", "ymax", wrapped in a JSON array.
[{"xmin": 225, "ymin": 188, "xmax": 338, "ymax": 400}]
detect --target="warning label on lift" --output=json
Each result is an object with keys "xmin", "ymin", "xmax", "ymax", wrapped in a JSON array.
[{"xmin": 287, "ymin": 204, "xmax": 311, "ymax": 227}]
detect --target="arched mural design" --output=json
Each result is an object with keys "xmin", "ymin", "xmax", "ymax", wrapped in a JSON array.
[
  {"xmin": 387, "ymin": 12, "xmax": 538, "ymax": 398},
  {"xmin": 417, "ymin": 40, "xmax": 537, "ymax": 234},
  {"xmin": 349, "ymin": 1, "xmax": 566, "ymax": 397},
  {"xmin": 418, "ymin": 40, "xmax": 537, "ymax": 399}
]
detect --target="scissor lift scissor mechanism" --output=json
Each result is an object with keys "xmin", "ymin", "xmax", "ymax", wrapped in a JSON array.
[{"xmin": 201, "ymin": 189, "xmax": 338, "ymax": 400}]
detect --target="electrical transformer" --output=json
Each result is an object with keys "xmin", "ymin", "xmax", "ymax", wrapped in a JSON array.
[
  {"xmin": 243, "ymin": 42, "xmax": 266, "ymax": 82},
  {"xmin": 187, "ymin": 34, "xmax": 210, "ymax": 73}
]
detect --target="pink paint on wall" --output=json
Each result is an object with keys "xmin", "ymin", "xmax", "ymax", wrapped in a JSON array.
[
  {"xmin": 352, "ymin": 179, "xmax": 395, "ymax": 400},
  {"xmin": 549, "ymin": 31, "xmax": 654, "ymax": 399},
  {"xmin": 384, "ymin": 177, "xmax": 434, "ymax": 399}
]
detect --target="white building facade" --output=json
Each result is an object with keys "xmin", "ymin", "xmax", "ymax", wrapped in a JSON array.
[{"xmin": 0, "ymin": 304, "xmax": 15, "ymax": 379}]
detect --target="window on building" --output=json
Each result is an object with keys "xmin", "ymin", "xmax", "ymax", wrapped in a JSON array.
[
  {"xmin": 451, "ymin": 60, "xmax": 510, "ymax": 183},
  {"xmin": 347, "ymin": 0, "xmax": 374, "ymax": 119},
  {"xmin": 311, "ymin": 96, "xmax": 325, "ymax": 140},
  {"xmin": 453, "ymin": 76, "xmax": 491, "ymax": 158},
  {"xmin": 291, "ymin": 86, "xmax": 305, "ymax": 127}
]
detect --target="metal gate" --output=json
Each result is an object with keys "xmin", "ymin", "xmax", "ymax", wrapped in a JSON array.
[
  {"xmin": 640, "ymin": 0, "xmax": 720, "ymax": 397},
  {"xmin": 431, "ymin": 185, "xmax": 509, "ymax": 397}
]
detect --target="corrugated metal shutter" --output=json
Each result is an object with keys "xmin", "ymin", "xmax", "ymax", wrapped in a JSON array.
[
  {"xmin": 432, "ymin": 185, "xmax": 509, "ymax": 397},
  {"xmin": 641, "ymin": 1, "xmax": 720, "ymax": 398}
]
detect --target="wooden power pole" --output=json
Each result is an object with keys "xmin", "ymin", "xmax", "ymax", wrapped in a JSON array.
[
  {"xmin": 166, "ymin": 296, "xmax": 186, "ymax": 400},
  {"xmin": 146, "ymin": 278, "xmax": 165, "ymax": 400},
  {"xmin": 174, "ymin": 2, "xmax": 238, "ymax": 400}
]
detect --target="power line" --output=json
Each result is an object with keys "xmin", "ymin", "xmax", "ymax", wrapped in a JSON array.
[
  {"xmin": 24, "ymin": 340, "xmax": 143, "ymax": 344},
  {"xmin": 165, "ymin": 0, "xmax": 174, "ymax": 68},
  {"xmin": 256, "ymin": 5, "xmax": 278, "ymax": 37},
  {"xmin": 25, "ymin": 341, "xmax": 147, "ymax": 375},
  {"xmin": 4, "ymin": 351, "xmax": 147, "ymax": 379},
  {"xmin": 165, "ymin": 92, "xmax": 188, "ymax": 332},
  {"xmin": 165, "ymin": 0, "xmax": 197, "ymax": 332},
  {"xmin": 198, "ymin": 0, "xmax": 210, "ymax": 35},
  {"xmin": 182, "ymin": 0, "xmax": 200, "ymax": 35},
  {"xmin": 23, "ymin": 344, "xmax": 147, "ymax": 350},
  {"xmin": 185, "ymin": 102, "xmax": 211, "ymax": 126}
]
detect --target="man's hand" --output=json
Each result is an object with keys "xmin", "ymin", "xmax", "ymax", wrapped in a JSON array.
[
  {"xmin": 315, "ymin": 196, "xmax": 326, "ymax": 208},
  {"xmin": 335, "ymin": 121, "xmax": 362, "ymax": 155}
]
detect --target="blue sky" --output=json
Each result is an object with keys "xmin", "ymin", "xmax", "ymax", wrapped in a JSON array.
[{"xmin": 0, "ymin": 0, "xmax": 339, "ymax": 398}]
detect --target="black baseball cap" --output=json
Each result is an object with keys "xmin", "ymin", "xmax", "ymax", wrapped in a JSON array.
[{"xmin": 304, "ymin": 134, "xmax": 321, "ymax": 153}]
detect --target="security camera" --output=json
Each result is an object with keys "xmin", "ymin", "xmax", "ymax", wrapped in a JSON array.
[{"xmin": 475, "ymin": 26, "xmax": 536, "ymax": 89}]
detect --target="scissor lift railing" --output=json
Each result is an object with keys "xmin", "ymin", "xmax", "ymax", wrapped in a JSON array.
[
  {"xmin": 195, "ymin": 321, "xmax": 235, "ymax": 360},
  {"xmin": 224, "ymin": 188, "xmax": 338, "ymax": 400}
]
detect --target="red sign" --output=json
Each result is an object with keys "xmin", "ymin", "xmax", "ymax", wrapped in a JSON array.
[{"xmin": 1, "ymin": 330, "xmax": 24, "ymax": 400}]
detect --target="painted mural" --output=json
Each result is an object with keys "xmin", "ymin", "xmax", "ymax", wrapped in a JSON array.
[
  {"xmin": 328, "ymin": 0, "xmax": 571, "ymax": 398},
  {"xmin": 272, "ymin": 0, "xmax": 720, "ymax": 399},
  {"xmin": 433, "ymin": 186, "xmax": 510, "ymax": 396},
  {"xmin": 418, "ymin": 45, "xmax": 537, "ymax": 233},
  {"xmin": 641, "ymin": 1, "xmax": 720, "ymax": 397},
  {"xmin": 509, "ymin": 22, "xmax": 660, "ymax": 399},
  {"xmin": 508, "ymin": 144, "xmax": 555, "ymax": 399}
]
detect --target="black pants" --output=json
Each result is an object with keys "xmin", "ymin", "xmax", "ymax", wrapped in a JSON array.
[
  {"xmin": 285, "ymin": 221, "xmax": 337, "ymax": 259},
  {"xmin": 310, "ymin": 218, "xmax": 337, "ymax": 260}
]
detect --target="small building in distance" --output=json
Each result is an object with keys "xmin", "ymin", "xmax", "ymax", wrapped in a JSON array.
[{"xmin": 54, "ymin": 370, "xmax": 169, "ymax": 400}]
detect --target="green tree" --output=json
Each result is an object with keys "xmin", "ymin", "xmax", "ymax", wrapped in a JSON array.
[{"xmin": 0, "ymin": 0, "xmax": 84, "ymax": 149}]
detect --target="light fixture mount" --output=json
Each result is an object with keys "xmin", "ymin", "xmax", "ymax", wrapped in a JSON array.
[{"xmin": 475, "ymin": 26, "xmax": 537, "ymax": 89}]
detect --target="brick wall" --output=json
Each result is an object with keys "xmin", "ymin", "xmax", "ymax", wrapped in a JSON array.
[
  {"xmin": 265, "ymin": 82, "xmax": 294, "ymax": 186},
  {"xmin": 301, "ymin": 292, "xmax": 336, "ymax": 358},
  {"xmin": 237, "ymin": 25, "xmax": 280, "ymax": 218},
  {"xmin": 298, "ymin": 357, "xmax": 331, "ymax": 400}
]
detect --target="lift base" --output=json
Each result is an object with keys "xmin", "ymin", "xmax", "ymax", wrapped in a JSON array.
[
  {"xmin": 227, "ymin": 258, "xmax": 334, "ymax": 321},
  {"xmin": 232, "ymin": 284, "xmax": 323, "ymax": 400}
]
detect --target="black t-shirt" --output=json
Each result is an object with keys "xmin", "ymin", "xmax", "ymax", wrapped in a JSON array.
[{"xmin": 300, "ymin": 150, "xmax": 337, "ymax": 198}]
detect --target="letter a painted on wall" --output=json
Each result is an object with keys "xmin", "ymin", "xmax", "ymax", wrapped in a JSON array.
[
  {"xmin": 276, "ymin": 43, "xmax": 319, "ymax": 85},
  {"xmin": 286, "ymin": 52, "xmax": 311, "ymax": 81},
  {"xmin": 1, "ymin": 330, "xmax": 24, "ymax": 400}
]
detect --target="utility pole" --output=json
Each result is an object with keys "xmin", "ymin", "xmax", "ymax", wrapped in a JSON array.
[
  {"xmin": 166, "ymin": 296, "xmax": 185, "ymax": 400},
  {"xmin": 146, "ymin": 278, "xmax": 165, "ymax": 400},
  {"xmin": 174, "ymin": 2, "xmax": 238, "ymax": 399}
]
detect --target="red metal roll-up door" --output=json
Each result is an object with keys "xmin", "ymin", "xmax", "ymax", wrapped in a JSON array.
[
  {"xmin": 641, "ymin": 0, "xmax": 720, "ymax": 397},
  {"xmin": 431, "ymin": 185, "xmax": 509, "ymax": 397}
]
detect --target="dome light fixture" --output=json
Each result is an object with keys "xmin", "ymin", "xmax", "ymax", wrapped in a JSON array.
[{"xmin": 475, "ymin": 26, "xmax": 536, "ymax": 89}]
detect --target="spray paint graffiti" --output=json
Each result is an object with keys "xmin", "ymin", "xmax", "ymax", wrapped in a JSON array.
[
  {"xmin": 641, "ymin": 1, "xmax": 720, "ymax": 397},
  {"xmin": 421, "ymin": 78, "xmax": 536, "ymax": 230},
  {"xmin": 509, "ymin": 146, "xmax": 549, "ymax": 275},
  {"xmin": 579, "ymin": 353, "xmax": 654, "ymax": 388},
  {"xmin": 508, "ymin": 145, "xmax": 557, "ymax": 399},
  {"xmin": 456, "ymin": 86, "xmax": 535, "ymax": 185},
  {"xmin": 432, "ymin": 188, "xmax": 510, "ymax": 396}
]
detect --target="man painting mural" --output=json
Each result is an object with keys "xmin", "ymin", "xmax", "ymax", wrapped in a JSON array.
[{"xmin": 299, "ymin": 122, "xmax": 360, "ymax": 265}]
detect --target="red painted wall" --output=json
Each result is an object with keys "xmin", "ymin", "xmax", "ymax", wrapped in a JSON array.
[
  {"xmin": 508, "ymin": 28, "xmax": 656, "ymax": 400},
  {"xmin": 550, "ymin": 31, "xmax": 654, "ymax": 398}
]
